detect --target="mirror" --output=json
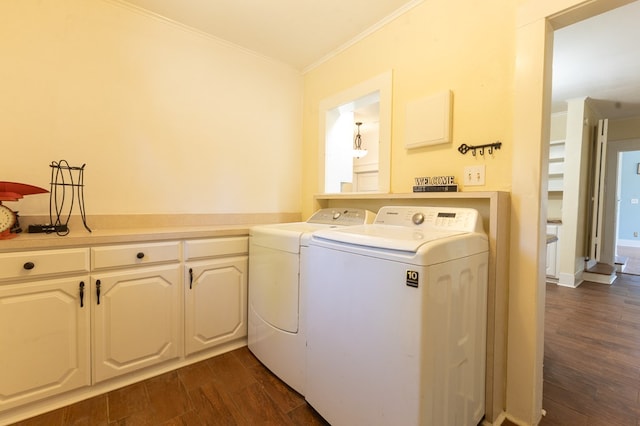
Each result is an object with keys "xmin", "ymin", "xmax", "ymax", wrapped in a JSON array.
[{"xmin": 318, "ymin": 71, "xmax": 392, "ymax": 193}]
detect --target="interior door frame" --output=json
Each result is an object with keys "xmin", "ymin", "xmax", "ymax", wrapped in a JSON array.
[
  {"xmin": 589, "ymin": 119, "xmax": 609, "ymax": 262},
  {"xmin": 604, "ymin": 139, "xmax": 640, "ymax": 263},
  {"xmin": 512, "ymin": 0, "xmax": 635, "ymax": 423}
]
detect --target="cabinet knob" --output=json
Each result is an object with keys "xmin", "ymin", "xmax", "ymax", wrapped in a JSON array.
[
  {"xmin": 23, "ymin": 262, "xmax": 35, "ymax": 270},
  {"xmin": 136, "ymin": 252, "xmax": 145, "ymax": 259}
]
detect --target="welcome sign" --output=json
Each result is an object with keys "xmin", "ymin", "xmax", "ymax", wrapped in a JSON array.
[{"xmin": 413, "ymin": 175, "xmax": 458, "ymax": 192}]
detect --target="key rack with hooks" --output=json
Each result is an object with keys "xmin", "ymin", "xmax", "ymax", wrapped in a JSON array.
[{"xmin": 457, "ymin": 141, "xmax": 502, "ymax": 157}]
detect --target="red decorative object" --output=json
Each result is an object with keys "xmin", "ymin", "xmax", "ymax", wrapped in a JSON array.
[
  {"xmin": 0, "ymin": 182, "xmax": 49, "ymax": 239},
  {"xmin": 0, "ymin": 182, "xmax": 49, "ymax": 201}
]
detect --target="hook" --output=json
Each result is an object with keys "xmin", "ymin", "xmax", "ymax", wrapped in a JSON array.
[{"xmin": 457, "ymin": 141, "xmax": 502, "ymax": 156}]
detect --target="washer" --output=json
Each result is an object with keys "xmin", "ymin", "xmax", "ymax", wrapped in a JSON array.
[
  {"xmin": 248, "ymin": 208, "xmax": 374, "ymax": 394},
  {"xmin": 305, "ymin": 206, "xmax": 489, "ymax": 426}
]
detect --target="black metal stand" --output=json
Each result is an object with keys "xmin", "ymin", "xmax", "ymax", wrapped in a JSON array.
[{"xmin": 49, "ymin": 160, "xmax": 91, "ymax": 235}]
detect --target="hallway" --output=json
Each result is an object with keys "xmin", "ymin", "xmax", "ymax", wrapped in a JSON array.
[
  {"xmin": 618, "ymin": 245, "xmax": 640, "ymax": 275},
  {"xmin": 540, "ymin": 273, "xmax": 640, "ymax": 425}
]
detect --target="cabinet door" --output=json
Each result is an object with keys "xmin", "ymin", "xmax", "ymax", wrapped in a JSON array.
[
  {"xmin": 185, "ymin": 256, "xmax": 247, "ymax": 356},
  {"xmin": 0, "ymin": 276, "xmax": 90, "ymax": 410},
  {"xmin": 92, "ymin": 265, "xmax": 180, "ymax": 383},
  {"xmin": 546, "ymin": 225, "xmax": 559, "ymax": 278}
]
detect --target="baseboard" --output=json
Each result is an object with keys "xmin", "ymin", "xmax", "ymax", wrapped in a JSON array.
[
  {"xmin": 618, "ymin": 239, "xmax": 640, "ymax": 248},
  {"xmin": 583, "ymin": 271, "xmax": 617, "ymax": 284},
  {"xmin": 482, "ymin": 411, "xmax": 507, "ymax": 426},
  {"xmin": 557, "ymin": 271, "xmax": 583, "ymax": 288}
]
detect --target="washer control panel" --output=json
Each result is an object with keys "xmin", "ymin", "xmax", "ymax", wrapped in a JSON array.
[
  {"xmin": 307, "ymin": 208, "xmax": 375, "ymax": 226},
  {"xmin": 374, "ymin": 206, "xmax": 483, "ymax": 233}
]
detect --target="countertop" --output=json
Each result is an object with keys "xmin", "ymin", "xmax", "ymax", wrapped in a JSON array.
[
  {"xmin": 0, "ymin": 212, "xmax": 302, "ymax": 252},
  {"xmin": 0, "ymin": 225, "xmax": 251, "ymax": 252}
]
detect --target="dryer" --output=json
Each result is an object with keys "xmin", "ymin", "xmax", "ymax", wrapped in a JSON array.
[
  {"xmin": 305, "ymin": 206, "xmax": 488, "ymax": 426},
  {"xmin": 248, "ymin": 208, "xmax": 374, "ymax": 394}
]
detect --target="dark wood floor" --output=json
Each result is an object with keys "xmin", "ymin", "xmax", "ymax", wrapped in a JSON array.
[
  {"xmin": 540, "ymin": 272, "xmax": 640, "ymax": 425},
  {"xmin": 14, "ymin": 273, "xmax": 640, "ymax": 425},
  {"xmin": 11, "ymin": 347, "xmax": 329, "ymax": 425}
]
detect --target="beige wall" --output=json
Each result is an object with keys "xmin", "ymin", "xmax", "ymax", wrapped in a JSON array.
[
  {"xmin": 301, "ymin": 0, "xmax": 516, "ymax": 218},
  {"xmin": 304, "ymin": 0, "xmax": 636, "ymax": 424},
  {"xmin": 3, "ymin": 0, "xmax": 636, "ymax": 424},
  {"xmin": 1, "ymin": 0, "xmax": 303, "ymax": 216},
  {"xmin": 610, "ymin": 116, "xmax": 640, "ymax": 140}
]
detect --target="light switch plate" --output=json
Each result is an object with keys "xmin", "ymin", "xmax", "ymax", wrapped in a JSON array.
[{"xmin": 464, "ymin": 165, "xmax": 485, "ymax": 186}]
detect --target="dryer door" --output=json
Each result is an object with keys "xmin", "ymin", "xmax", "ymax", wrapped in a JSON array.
[{"xmin": 248, "ymin": 244, "xmax": 299, "ymax": 333}]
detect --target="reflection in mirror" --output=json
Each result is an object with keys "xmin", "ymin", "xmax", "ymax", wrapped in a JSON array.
[{"xmin": 318, "ymin": 71, "xmax": 392, "ymax": 193}]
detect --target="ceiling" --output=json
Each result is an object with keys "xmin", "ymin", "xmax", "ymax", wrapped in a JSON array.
[
  {"xmin": 552, "ymin": 1, "xmax": 640, "ymax": 119},
  {"xmin": 122, "ymin": 0, "xmax": 640, "ymax": 119},
  {"xmin": 122, "ymin": 0, "xmax": 423, "ymax": 71}
]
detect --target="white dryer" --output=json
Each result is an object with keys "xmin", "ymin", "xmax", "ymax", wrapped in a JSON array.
[
  {"xmin": 248, "ymin": 208, "xmax": 374, "ymax": 395},
  {"xmin": 305, "ymin": 206, "xmax": 489, "ymax": 426}
]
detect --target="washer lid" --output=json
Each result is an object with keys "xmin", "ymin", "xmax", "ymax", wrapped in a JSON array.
[
  {"xmin": 311, "ymin": 224, "xmax": 468, "ymax": 253},
  {"xmin": 251, "ymin": 222, "xmax": 339, "ymax": 253}
]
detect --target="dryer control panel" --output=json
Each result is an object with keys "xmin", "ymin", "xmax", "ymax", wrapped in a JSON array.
[
  {"xmin": 307, "ymin": 208, "xmax": 375, "ymax": 226},
  {"xmin": 374, "ymin": 206, "xmax": 483, "ymax": 233}
]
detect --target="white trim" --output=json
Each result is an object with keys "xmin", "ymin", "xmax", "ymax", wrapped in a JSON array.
[
  {"xmin": 103, "ymin": 0, "xmax": 296, "ymax": 70},
  {"xmin": 481, "ymin": 411, "xmax": 508, "ymax": 426},
  {"xmin": 583, "ymin": 271, "xmax": 617, "ymax": 285},
  {"xmin": 318, "ymin": 71, "xmax": 392, "ymax": 194},
  {"xmin": 303, "ymin": 0, "xmax": 425, "ymax": 74},
  {"xmin": 618, "ymin": 239, "xmax": 640, "ymax": 248},
  {"xmin": 558, "ymin": 271, "xmax": 583, "ymax": 288}
]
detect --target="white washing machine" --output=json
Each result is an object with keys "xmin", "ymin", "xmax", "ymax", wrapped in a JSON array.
[
  {"xmin": 248, "ymin": 208, "xmax": 374, "ymax": 395},
  {"xmin": 305, "ymin": 206, "xmax": 489, "ymax": 426}
]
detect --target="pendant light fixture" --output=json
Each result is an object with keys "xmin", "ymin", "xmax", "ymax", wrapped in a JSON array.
[{"xmin": 353, "ymin": 121, "xmax": 368, "ymax": 158}]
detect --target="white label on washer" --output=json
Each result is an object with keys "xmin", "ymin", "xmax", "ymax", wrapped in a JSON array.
[{"xmin": 406, "ymin": 270, "xmax": 419, "ymax": 288}]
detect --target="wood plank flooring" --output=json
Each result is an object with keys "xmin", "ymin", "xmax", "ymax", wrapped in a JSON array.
[
  {"xmin": 11, "ymin": 347, "xmax": 329, "ymax": 426},
  {"xmin": 540, "ymin": 273, "xmax": 640, "ymax": 425}
]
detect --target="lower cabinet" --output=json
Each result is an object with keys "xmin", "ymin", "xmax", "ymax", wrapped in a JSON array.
[
  {"xmin": 92, "ymin": 264, "xmax": 181, "ymax": 383},
  {"xmin": 0, "ymin": 235, "xmax": 248, "ymax": 423},
  {"xmin": 546, "ymin": 224, "xmax": 561, "ymax": 279},
  {"xmin": 184, "ymin": 256, "xmax": 248, "ymax": 355},
  {"xmin": 0, "ymin": 275, "xmax": 91, "ymax": 411}
]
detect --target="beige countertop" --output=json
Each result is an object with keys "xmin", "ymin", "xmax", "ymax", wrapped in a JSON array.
[
  {"xmin": 0, "ymin": 212, "xmax": 302, "ymax": 252},
  {"xmin": 0, "ymin": 224, "xmax": 252, "ymax": 252}
]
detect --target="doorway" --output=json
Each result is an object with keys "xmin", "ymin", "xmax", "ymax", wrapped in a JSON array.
[
  {"xmin": 317, "ymin": 71, "xmax": 392, "ymax": 194},
  {"xmin": 612, "ymin": 147, "xmax": 640, "ymax": 274},
  {"xmin": 549, "ymin": 1, "xmax": 640, "ymax": 283}
]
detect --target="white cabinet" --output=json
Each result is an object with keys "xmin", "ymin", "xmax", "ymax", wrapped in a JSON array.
[
  {"xmin": 0, "ymin": 249, "xmax": 91, "ymax": 411},
  {"xmin": 0, "ymin": 234, "xmax": 249, "ymax": 423},
  {"xmin": 546, "ymin": 225, "xmax": 560, "ymax": 279},
  {"xmin": 91, "ymin": 242, "xmax": 181, "ymax": 382},
  {"xmin": 184, "ymin": 237, "xmax": 248, "ymax": 356},
  {"xmin": 548, "ymin": 140, "xmax": 565, "ymax": 192}
]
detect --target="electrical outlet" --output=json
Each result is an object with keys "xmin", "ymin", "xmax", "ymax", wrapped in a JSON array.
[
  {"xmin": 463, "ymin": 165, "xmax": 485, "ymax": 186},
  {"xmin": 634, "ymin": 231, "xmax": 638, "ymax": 238}
]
